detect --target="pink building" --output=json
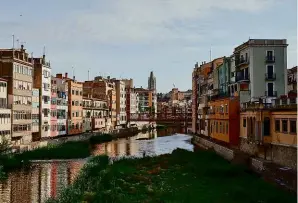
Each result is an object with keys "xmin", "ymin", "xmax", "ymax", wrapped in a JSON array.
[{"xmin": 50, "ymin": 77, "xmax": 58, "ymax": 137}]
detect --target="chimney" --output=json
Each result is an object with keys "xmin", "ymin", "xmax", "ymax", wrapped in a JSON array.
[
  {"xmin": 56, "ymin": 73, "xmax": 63, "ymax": 79},
  {"xmin": 21, "ymin": 44, "xmax": 24, "ymax": 51},
  {"xmin": 65, "ymin": 72, "xmax": 68, "ymax": 79}
]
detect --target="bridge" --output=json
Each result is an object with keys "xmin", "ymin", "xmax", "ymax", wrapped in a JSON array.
[{"xmin": 129, "ymin": 113, "xmax": 191, "ymax": 122}]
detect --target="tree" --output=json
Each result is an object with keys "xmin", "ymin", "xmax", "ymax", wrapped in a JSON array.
[{"xmin": 0, "ymin": 137, "xmax": 10, "ymax": 154}]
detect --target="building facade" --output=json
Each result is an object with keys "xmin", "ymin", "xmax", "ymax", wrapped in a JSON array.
[
  {"xmin": 113, "ymin": 79, "xmax": 127, "ymax": 126},
  {"xmin": 31, "ymin": 88, "xmax": 40, "ymax": 141},
  {"xmin": 208, "ymin": 97, "xmax": 240, "ymax": 146},
  {"xmin": 233, "ymin": 39, "xmax": 288, "ymax": 104},
  {"xmin": 50, "ymin": 77, "xmax": 58, "ymax": 137},
  {"xmin": 33, "ymin": 55, "xmax": 51, "ymax": 139},
  {"xmin": 67, "ymin": 79, "xmax": 83, "ymax": 135},
  {"xmin": 0, "ymin": 46, "xmax": 33, "ymax": 144},
  {"xmin": 53, "ymin": 74, "xmax": 68, "ymax": 136},
  {"xmin": 240, "ymin": 96, "xmax": 297, "ymax": 168},
  {"xmin": 0, "ymin": 78, "xmax": 11, "ymax": 144},
  {"xmin": 287, "ymin": 66, "xmax": 297, "ymax": 94}
]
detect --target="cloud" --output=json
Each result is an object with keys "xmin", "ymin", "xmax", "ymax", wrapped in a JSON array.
[{"xmin": 14, "ymin": 0, "xmax": 272, "ymax": 46}]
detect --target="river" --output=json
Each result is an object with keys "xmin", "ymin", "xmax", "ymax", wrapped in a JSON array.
[{"xmin": 0, "ymin": 127, "xmax": 193, "ymax": 203}]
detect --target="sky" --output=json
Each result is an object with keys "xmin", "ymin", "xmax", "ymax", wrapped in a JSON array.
[{"xmin": 0, "ymin": 0, "xmax": 296, "ymax": 92}]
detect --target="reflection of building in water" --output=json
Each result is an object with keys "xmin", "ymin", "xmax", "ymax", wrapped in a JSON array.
[
  {"xmin": 10, "ymin": 171, "xmax": 32, "ymax": 203},
  {"xmin": 0, "ymin": 161, "xmax": 85, "ymax": 203},
  {"xmin": 129, "ymin": 137, "xmax": 139, "ymax": 156},
  {"xmin": 68, "ymin": 161, "xmax": 84, "ymax": 184},
  {"xmin": 40, "ymin": 163, "xmax": 51, "ymax": 203},
  {"xmin": 56, "ymin": 163, "xmax": 68, "ymax": 196},
  {"xmin": 30, "ymin": 167, "xmax": 41, "ymax": 203},
  {"xmin": 0, "ymin": 176, "xmax": 11, "ymax": 203}
]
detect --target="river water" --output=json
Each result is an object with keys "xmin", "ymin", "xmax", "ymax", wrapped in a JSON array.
[{"xmin": 0, "ymin": 128, "xmax": 193, "ymax": 203}]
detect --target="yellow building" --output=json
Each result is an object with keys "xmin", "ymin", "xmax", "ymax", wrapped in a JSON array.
[{"xmin": 240, "ymin": 96, "xmax": 297, "ymax": 168}]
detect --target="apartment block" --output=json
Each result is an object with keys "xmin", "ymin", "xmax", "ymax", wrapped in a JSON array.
[
  {"xmin": 0, "ymin": 78, "xmax": 11, "ymax": 144},
  {"xmin": 83, "ymin": 97, "xmax": 108, "ymax": 132},
  {"xmin": 32, "ymin": 88, "xmax": 40, "ymax": 141},
  {"xmin": 112, "ymin": 79, "xmax": 127, "ymax": 126},
  {"xmin": 0, "ymin": 46, "xmax": 33, "ymax": 144},
  {"xmin": 208, "ymin": 97, "xmax": 240, "ymax": 146},
  {"xmin": 135, "ymin": 87, "xmax": 153, "ymax": 113},
  {"xmin": 287, "ymin": 66, "xmax": 297, "ymax": 94},
  {"xmin": 50, "ymin": 77, "xmax": 58, "ymax": 137},
  {"xmin": 126, "ymin": 87, "xmax": 139, "ymax": 123},
  {"xmin": 192, "ymin": 64, "xmax": 199, "ymax": 134},
  {"xmin": 196, "ymin": 57, "xmax": 224, "ymax": 135},
  {"xmin": 53, "ymin": 74, "xmax": 68, "ymax": 136},
  {"xmin": 83, "ymin": 76, "xmax": 116, "ymax": 128},
  {"xmin": 33, "ymin": 55, "xmax": 51, "ymax": 139},
  {"xmin": 67, "ymin": 78, "xmax": 83, "ymax": 135},
  {"xmin": 233, "ymin": 39, "xmax": 288, "ymax": 104},
  {"xmin": 240, "ymin": 96, "xmax": 297, "ymax": 168}
]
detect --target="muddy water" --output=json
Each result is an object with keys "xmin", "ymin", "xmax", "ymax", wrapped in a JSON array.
[{"xmin": 0, "ymin": 128, "xmax": 193, "ymax": 203}]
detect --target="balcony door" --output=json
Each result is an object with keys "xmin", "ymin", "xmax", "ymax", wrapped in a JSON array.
[
  {"xmin": 267, "ymin": 65, "xmax": 273, "ymax": 77},
  {"xmin": 267, "ymin": 50, "xmax": 273, "ymax": 58},
  {"xmin": 267, "ymin": 83, "xmax": 274, "ymax": 97}
]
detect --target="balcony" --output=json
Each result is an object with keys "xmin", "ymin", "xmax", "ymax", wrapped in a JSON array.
[
  {"xmin": 265, "ymin": 56, "xmax": 275, "ymax": 63},
  {"xmin": 265, "ymin": 91, "xmax": 277, "ymax": 97},
  {"xmin": 265, "ymin": 73, "xmax": 276, "ymax": 81},
  {"xmin": 236, "ymin": 58, "xmax": 249, "ymax": 67},
  {"xmin": 236, "ymin": 74, "xmax": 250, "ymax": 83}
]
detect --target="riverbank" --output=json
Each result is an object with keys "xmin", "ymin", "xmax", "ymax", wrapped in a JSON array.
[
  {"xmin": 0, "ymin": 129, "xmax": 139, "ymax": 179},
  {"xmin": 47, "ymin": 148, "xmax": 296, "ymax": 203}
]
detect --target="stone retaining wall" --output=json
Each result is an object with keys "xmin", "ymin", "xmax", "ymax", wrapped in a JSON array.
[
  {"xmin": 193, "ymin": 136, "xmax": 234, "ymax": 161},
  {"xmin": 251, "ymin": 158, "xmax": 265, "ymax": 172}
]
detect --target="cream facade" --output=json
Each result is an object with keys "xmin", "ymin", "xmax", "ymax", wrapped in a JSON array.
[{"xmin": 0, "ymin": 79, "xmax": 11, "ymax": 143}]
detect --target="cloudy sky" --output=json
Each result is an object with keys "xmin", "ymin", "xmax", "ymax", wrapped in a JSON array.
[{"xmin": 0, "ymin": 0, "xmax": 296, "ymax": 92}]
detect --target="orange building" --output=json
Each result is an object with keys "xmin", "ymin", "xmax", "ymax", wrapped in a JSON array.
[
  {"xmin": 208, "ymin": 97, "xmax": 240, "ymax": 146},
  {"xmin": 67, "ymin": 79, "xmax": 83, "ymax": 135},
  {"xmin": 240, "ymin": 96, "xmax": 297, "ymax": 168}
]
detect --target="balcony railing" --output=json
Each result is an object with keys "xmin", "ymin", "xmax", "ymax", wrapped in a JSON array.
[
  {"xmin": 265, "ymin": 56, "xmax": 275, "ymax": 63},
  {"xmin": 236, "ymin": 74, "xmax": 250, "ymax": 82},
  {"xmin": 236, "ymin": 58, "xmax": 249, "ymax": 66},
  {"xmin": 265, "ymin": 73, "xmax": 276, "ymax": 80},
  {"xmin": 265, "ymin": 91, "xmax": 277, "ymax": 97}
]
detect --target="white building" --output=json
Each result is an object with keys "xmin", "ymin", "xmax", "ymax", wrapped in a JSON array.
[
  {"xmin": 52, "ymin": 75, "xmax": 68, "ymax": 136},
  {"xmin": 33, "ymin": 56, "xmax": 51, "ymax": 139},
  {"xmin": 0, "ymin": 78, "xmax": 11, "ymax": 144}
]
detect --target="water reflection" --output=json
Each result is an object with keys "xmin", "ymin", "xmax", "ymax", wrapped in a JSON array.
[
  {"xmin": 0, "ymin": 161, "xmax": 85, "ymax": 203},
  {"xmin": 0, "ymin": 128, "xmax": 192, "ymax": 203},
  {"xmin": 92, "ymin": 129, "xmax": 193, "ymax": 158}
]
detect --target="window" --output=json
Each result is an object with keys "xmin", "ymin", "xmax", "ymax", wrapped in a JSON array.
[
  {"xmin": 72, "ymin": 90, "xmax": 75, "ymax": 95},
  {"xmin": 282, "ymin": 120, "xmax": 288, "ymax": 132},
  {"xmin": 243, "ymin": 118, "xmax": 246, "ymax": 127},
  {"xmin": 290, "ymin": 120, "xmax": 296, "ymax": 134},
  {"xmin": 264, "ymin": 117, "xmax": 270, "ymax": 136},
  {"xmin": 225, "ymin": 105, "xmax": 228, "ymax": 113},
  {"xmin": 226, "ymin": 123, "xmax": 228, "ymax": 134},
  {"xmin": 72, "ymin": 101, "xmax": 74, "ymax": 106},
  {"xmin": 275, "ymin": 120, "xmax": 280, "ymax": 132}
]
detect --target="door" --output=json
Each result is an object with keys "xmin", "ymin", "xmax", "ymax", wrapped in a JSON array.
[
  {"xmin": 267, "ymin": 65, "xmax": 273, "ymax": 78},
  {"xmin": 267, "ymin": 51, "xmax": 273, "ymax": 60},
  {"xmin": 267, "ymin": 83, "xmax": 274, "ymax": 96}
]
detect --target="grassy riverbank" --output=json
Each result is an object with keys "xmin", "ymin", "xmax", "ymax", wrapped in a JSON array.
[
  {"xmin": 47, "ymin": 149, "xmax": 296, "ymax": 203},
  {"xmin": 0, "ymin": 133, "xmax": 122, "ymax": 179}
]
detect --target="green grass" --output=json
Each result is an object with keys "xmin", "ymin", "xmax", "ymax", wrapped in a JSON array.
[{"xmin": 47, "ymin": 149, "xmax": 296, "ymax": 203}]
